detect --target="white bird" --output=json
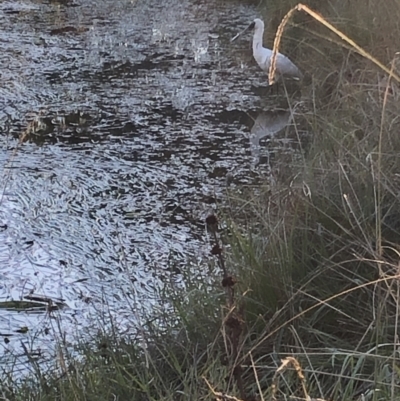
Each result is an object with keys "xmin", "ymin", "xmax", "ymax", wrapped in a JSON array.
[{"xmin": 232, "ymin": 18, "xmax": 302, "ymax": 81}]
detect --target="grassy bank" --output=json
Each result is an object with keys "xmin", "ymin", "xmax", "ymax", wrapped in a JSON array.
[{"xmin": 5, "ymin": 0, "xmax": 400, "ymax": 400}]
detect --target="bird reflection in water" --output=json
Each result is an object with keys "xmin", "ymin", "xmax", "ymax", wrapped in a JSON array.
[{"xmin": 249, "ymin": 109, "xmax": 292, "ymax": 166}]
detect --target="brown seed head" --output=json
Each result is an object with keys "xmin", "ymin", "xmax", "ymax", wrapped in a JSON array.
[
  {"xmin": 222, "ymin": 276, "xmax": 237, "ymax": 287},
  {"xmin": 211, "ymin": 244, "xmax": 222, "ymax": 255},
  {"xmin": 205, "ymin": 214, "xmax": 218, "ymax": 228}
]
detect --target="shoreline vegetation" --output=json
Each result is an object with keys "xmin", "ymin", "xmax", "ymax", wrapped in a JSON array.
[{"xmin": 4, "ymin": 0, "xmax": 400, "ymax": 399}]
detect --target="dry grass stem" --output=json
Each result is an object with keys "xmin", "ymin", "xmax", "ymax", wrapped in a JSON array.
[
  {"xmin": 269, "ymin": 3, "xmax": 400, "ymax": 84},
  {"xmin": 271, "ymin": 357, "xmax": 310, "ymax": 401},
  {"xmin": 245, "ymin": 273, "xmax": 400, "ymax": 360},
  {"xmin": 250, "ymin": 352, "xmax": 265, "ymax": 401},
  {"xmin": 203, "ymin": 376, "xmax": 245, "ymax": 401}
]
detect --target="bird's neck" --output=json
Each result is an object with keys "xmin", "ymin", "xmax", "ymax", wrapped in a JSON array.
[
  {"xmin": 252, "ymin": 29, "xmax": 263, "ymax": 53},
  {"xmin": 252, "ymin": 29, "xmax": 265, "ymax": 66}
]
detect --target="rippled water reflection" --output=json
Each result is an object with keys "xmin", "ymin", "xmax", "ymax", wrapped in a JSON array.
[{"xmin": 0, "ymin": 0, "xmax": 303, "ymax": 369}]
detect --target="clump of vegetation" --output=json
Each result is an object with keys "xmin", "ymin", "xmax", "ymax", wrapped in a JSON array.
[
  {"xmin": 4, "ymin": 1, "xmax": 400, "ymax": 400},
  {"xmin": 223, "ymin": 0, "xmax": 400, "ymax": 399}
]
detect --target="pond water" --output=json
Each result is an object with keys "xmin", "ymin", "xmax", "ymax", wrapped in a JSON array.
[{"xmin": 0, "ymin": 0, "xmax": 303, "ymax": 371}]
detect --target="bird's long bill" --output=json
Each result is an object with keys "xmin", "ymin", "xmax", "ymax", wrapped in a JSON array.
[{"xmin": 230, "ymin": 21, "xmax": 255, "ymax": 42}]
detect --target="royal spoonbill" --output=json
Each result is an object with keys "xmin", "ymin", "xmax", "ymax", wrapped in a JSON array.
[{"xmin": 232, "ymin": 18, "xmax": 302, "ymax": 81}]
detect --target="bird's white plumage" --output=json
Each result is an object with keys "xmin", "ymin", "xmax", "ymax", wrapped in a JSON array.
[{"xmin": 235, "ymin": 18, "xmax": 302, "ymax": 80}]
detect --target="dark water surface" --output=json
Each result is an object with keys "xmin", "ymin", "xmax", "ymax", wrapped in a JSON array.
[{"xmin": 0, "ymin": 0, "xmax": 301, "ymax": 371}]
